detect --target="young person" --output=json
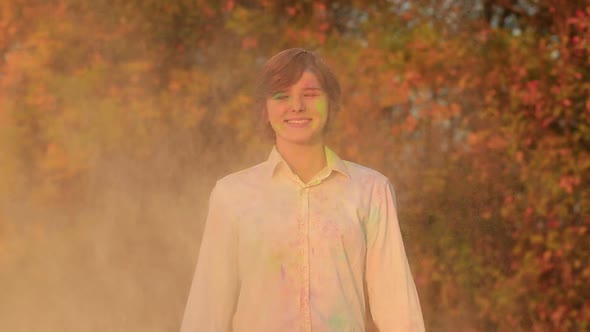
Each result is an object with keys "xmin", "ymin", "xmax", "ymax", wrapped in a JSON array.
[{"xmin": 181, "ymin": 48, "xmax": 425, "ymax": 332}]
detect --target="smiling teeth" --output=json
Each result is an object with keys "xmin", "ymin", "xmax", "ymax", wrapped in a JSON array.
[{"xmin": 286, "ymin": 119, "xmax": 310, "ymax": 124}]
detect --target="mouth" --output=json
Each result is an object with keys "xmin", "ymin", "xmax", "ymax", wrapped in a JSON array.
[{"xmin": 284, "ymin": 118, "xmax": 312, "ymax": 124}]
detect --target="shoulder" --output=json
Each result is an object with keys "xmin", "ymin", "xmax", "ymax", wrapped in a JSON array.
[
  {"xmin": 214, "ymin": 160, "xmax": 269, "ymax": 192},
  {"xmin": 206, "ymin": 161, "xmax": 269, "ymax": 212},
  {"xmin": 342, "ymin": 160, "xmax": 391, "ymax": 187},
  {"xmin": 341, "ymin": 160, "xmax": 397, "ymax": 206}
]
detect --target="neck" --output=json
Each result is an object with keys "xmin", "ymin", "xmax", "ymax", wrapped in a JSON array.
[{"xmin": 276, "ymin": 140, "xmax": 327, "ymax": 184}]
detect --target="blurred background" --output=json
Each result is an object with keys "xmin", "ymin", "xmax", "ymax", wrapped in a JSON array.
[{"xmin": 1, "ymin": 0, "xmax": 589, "ymax": 331}]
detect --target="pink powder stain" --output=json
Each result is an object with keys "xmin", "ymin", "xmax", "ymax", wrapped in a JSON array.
[
  {"xmin": 281, "ymin": 264, "xmax": 285, "ymax": 280},
  {"xmin": 321, "ymin": 219, "xmax": 341, "ymax": 238}
]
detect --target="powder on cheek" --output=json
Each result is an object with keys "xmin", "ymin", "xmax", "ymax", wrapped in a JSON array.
[{"xmin": 314, "ymin": 98, "xmax": 328, "ymax": 116}]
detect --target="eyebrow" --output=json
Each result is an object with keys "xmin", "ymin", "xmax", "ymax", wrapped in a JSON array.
[{"xmin": 271, "ymin": 87, "xmax": 323, "ymax": 97}]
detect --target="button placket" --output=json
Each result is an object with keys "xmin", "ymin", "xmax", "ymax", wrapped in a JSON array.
[{"xmin": 298, "ymin": 186, "xmax": 311, "ymax": 332}]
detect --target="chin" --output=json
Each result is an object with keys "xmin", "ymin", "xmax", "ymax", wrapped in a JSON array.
[{"xmin": 280, "ymin": 135, "xmax": 322, "ymax": 146}]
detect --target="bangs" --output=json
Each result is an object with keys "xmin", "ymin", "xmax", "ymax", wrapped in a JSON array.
[{"xmin": 259, "ymin": 50, "xmax": 328, "ymax": 97}]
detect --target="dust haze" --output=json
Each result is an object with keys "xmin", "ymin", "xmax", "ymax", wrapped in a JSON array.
[{"xmin": 0, "ymin": 134, "xmax": 268, "ymax": 332}]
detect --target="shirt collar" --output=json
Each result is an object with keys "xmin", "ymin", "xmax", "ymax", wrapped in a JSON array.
[{"xmin": 265, "ymin": 145, "xmax": 350, "ymax": 180}]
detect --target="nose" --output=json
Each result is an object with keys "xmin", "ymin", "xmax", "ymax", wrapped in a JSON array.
[{"xmin": 289, "ymin": 95, "xmax": 304, "ymax": 112}]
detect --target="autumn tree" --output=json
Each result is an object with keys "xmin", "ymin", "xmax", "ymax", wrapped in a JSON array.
[{"xmin": 1, "ymin": 0, "xmax": 588, "ymax": 331}]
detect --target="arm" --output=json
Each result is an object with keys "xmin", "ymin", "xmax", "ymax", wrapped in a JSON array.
[
  {"xmin": 180, "ymin": 183, "xmax": 239, "ymax": 332},
  {"xmin": 365, "ymin": 179, "xmax": 425, "ymax": 332}
]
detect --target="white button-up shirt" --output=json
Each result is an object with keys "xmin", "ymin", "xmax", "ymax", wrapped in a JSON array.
[{"xmin": 181, "ymin": 146, "xmax": 424, "ymax": 332}]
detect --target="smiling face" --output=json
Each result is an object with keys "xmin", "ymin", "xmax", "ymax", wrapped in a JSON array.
[
  {"xmin": 265, "ymin": 71, "xmax": 329, "ymax": 146},
  {"xmin": 256, "ymin": 49, "xmax": 341, "ymax": 143}
]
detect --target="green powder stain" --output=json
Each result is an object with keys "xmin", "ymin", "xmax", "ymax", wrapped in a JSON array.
[
  {"xmin": 315, "ymin": 97, "xmax": 327, "ymax": 116},
  {"xmin": 368, "ymin": 206, "xmax": 381, "ymax": 224},
  {"xmin": 274, "ymin": 123, "xmax": 287, "ymax": 136},
  {"xmin": 272, "ymin": 92, "xmax": 286, "ymax": 100},
  {"xmin": 328, "ymin": 313, "xmax": 346, "ymax": 331}
]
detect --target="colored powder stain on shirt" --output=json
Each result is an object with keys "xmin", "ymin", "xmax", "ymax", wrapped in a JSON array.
[
  {"xmin": 321, "ymin": 220, "xmax": 341, "ymax": 239},
  {"xmin": 179, "ymin": 145, "xmax": 425, "ymax": 332},
  {"xmin": 369, "ymin": 206, "xmax": 381, "ymax": 224},
  {"xmin": 328, "ymin": 313, "xmax": 346, "ymax": 331}
]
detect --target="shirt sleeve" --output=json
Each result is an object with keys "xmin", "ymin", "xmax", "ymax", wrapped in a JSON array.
[
  {"xmin": 365, "ymin": 179, "xmax": 425, "ymax": 332},
  {"xmin": 180, "ymin": 182, "xmax": 239, "ymax": 332}
]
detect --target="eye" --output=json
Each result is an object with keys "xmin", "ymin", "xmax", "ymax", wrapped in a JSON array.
[
  {"xmin": 303, "ymin": 88, "xmax": 323, "ymax": 97},
  {"xmin": 272, "ymin": 93, "xmax": 289, "ymax": 100}
]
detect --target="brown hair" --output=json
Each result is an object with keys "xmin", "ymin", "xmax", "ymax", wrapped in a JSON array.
[{"xmin": 255, "ymin": 48, "xmax": 341, "ymax": 138}]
